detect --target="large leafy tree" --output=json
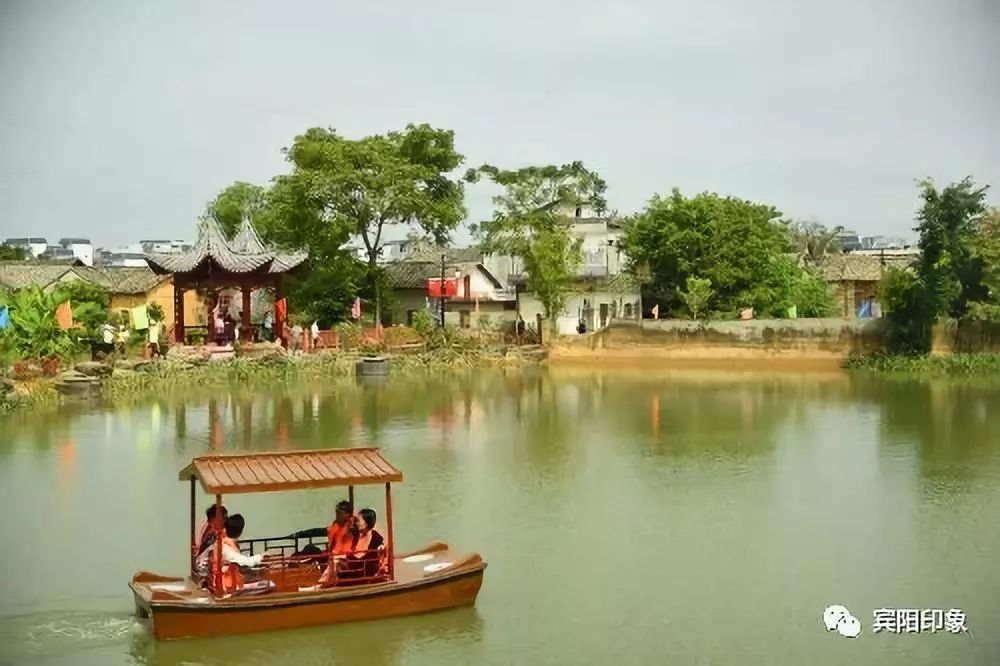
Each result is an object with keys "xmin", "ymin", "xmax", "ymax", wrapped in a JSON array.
[
  {"xmin": 881, "ymin": 177, "xmax": 989, "ymax": 351},
  {"xmin": 623, "ymin": 189, "xmax": 830, "ymax": 317},
  {"xmin": 972, "ymin": 208, "xmax": 1000, "ymax": 299},
  {"xmin": 278, "ymin": 124, "xmax": 466, "ymax": 322},
  {"xmin": 467, "ymin": 162, "xmax": 606, "ymax": 328},
  {"xmin": 205, "ymin": 181, "xmax": 266, "ymax": 239},
  {"xmin": 915, "ymin": 177, "xmax": 988, "ymax": 317}
]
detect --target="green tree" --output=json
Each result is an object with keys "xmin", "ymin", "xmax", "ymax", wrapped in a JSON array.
[
  {"xmin": 54, "ymin": 281, "xmax": 110, "ymax": 341},
  {"xmin": 881, "ymin": 177, "xmax": 989, "ymax": 352},
  {"xmin": 623, "ymin": 189, "xmax": 823, "ymax": 317},
  {"xmin": 278, "ymin": 124, "xmax": 466, "ymax": 323},
  {"xmin": 0, "ymin": 244, "xmax": 29, "ymax": 260},
  {"xmin": 680, "ymin": 276, "xmax": 713, "ymax": 319},
  {"xmin": 205, "ymin": 181, "xmax": 266, "ymax": 239},
  {"xmin": 914, "ymin": 177, "xmax": 988, "ymax": 318},
  {"xmin": 971, "ymin": 208, "xmax": 1000, "ymax": 302},
  {"xmin": 468, "ymin": 162, "xmax": 605, "ymax": 330}
]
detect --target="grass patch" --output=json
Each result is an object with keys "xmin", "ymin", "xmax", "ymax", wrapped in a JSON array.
[{"xmin": 844, "ymin": 352, "xmax": 1000, "ymax": 376}]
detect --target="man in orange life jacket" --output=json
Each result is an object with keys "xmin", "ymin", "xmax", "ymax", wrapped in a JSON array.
[
  {"xmin": 197, "ymin": 513, "xmax": 267, "ymax": 593},
  {"xmin": 326, "ymin": 500, "xmax": 355, "ymax": 556}
]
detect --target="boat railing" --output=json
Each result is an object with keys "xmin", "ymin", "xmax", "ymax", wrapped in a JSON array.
[
  {"xmin": 322, "ymin": 548, "xmax": 390, "ymax": 587},
  {"xmin": 238, "ymin": 533, "xmax": 328, "ymax": 559}
]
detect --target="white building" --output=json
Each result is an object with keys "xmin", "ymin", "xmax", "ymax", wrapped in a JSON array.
[
  {"xmin": 515, "ymin": 204, "xmax": 641, "ymax": 336},
  {"xmin": 4, "ymin": 237, "xmax": 48, "ymax": 257},
  {"xmin": 140, "ymin": 239, "xmax": 190, "ymax": 254},
  {"xmin": 99, "ymin": 243, "xmax": 149, "ymax": 267},
  {"xmin": 58, "ymin": 238, "xmax": 94, "ymax": 266}
]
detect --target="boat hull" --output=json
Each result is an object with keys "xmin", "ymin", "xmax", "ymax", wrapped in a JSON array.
[{"xmin": 133, "ymin": 565, "xmax": 485, "ymax": 640}]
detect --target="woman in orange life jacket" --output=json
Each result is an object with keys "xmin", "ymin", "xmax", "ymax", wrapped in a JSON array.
[
  {"xmin": 318, "ymin": 507, "xmax": 385, "ymax": 586},
  {"xmin": 339, "ymin": 508, "xmax": 385, "ymax": 581}
]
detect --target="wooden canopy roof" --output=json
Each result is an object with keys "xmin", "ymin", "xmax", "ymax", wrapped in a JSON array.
[
  {"xmin": 146, "ymin": 217, "xmax": 307, "ymax": 277},
  {"xmin": 178, "ymin": 448, "xmax": 403, "ymax": 494}
]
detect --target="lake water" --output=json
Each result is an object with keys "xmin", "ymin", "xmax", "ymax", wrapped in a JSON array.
[{"xmin": 1, "ymin": 368, "xmax": 999, "ymax": 665}]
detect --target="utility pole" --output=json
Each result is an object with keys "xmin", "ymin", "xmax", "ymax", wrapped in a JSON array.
[{"xmin": 439, "ymin": 252, "xmax": 446, "ymax": 328}]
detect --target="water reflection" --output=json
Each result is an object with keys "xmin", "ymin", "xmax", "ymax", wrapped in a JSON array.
[
  {"xmin": 129, "ymin": 609, "xmax": 485, "ymax": 666},
  {"xmin": 3, "ymin": 369, "xmax": 1000, "ymax": 665}
]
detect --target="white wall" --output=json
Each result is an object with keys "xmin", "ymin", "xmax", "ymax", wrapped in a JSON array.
[
  {"xmin": 68, "ymin": 243, "xmax": 93, "ymax": 266},
  {"xmin": 518, "ymin": 289, "xmax": 641, "ymax": 335}
]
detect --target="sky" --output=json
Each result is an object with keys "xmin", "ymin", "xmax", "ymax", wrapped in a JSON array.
[{"xmin": 1, "ymin": 0, "xmax": 998, "ymax": 248}]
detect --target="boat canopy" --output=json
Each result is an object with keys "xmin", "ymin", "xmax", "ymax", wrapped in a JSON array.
[{"xmin": 178, "ymin": 448, "xmax": 403, "ymax": 494}]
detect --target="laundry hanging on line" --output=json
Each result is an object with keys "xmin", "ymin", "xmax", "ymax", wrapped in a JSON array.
[{"xmin": 131, "ymin": 304, "xmax": 149, "ymax": 330}]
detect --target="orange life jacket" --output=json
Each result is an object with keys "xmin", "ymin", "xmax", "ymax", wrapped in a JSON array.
[
  {"xmin": 327, "ymin": 520, "xmax": 354, "ymax": 555},
  {"xmin": 220, "ymin": 536, "xmax": 244, "ymax": 593}
]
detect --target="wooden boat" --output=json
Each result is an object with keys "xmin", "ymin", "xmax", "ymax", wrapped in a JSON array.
[{"xmin": 130, "ymin": 448, "xmax": 486, "ymax": 640}]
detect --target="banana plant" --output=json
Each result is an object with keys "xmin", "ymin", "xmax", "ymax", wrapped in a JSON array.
[{"xmin": 0, "ymin": 287, "xmax": 77, "ymax": 360}]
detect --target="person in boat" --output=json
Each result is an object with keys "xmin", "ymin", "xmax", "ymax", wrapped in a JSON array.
[
  {"xmin": 340, "ymin": 508, "xmax": 385, "ymax": 580},
  {"xmin": 317, "ymin": 507, "xmax": 385, "ymax": 585},
  {"xmin": 326, "ymin": 500, "xmax": 355, "ymax": 556},
  {"xmin": 195, "ymin": 504, "xmax": 228, "ymax": 554},
  {"xmin": 197, "ymin": 513, "xmax": 269, "ymax": 593}
]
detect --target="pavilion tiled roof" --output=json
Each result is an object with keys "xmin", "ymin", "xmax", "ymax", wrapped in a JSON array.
[{"xmin": 146, "ymin": 218, "xmax": 306, "ymax": 275}]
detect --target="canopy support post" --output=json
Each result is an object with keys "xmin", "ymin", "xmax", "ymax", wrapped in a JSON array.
[
  {"xmin": 385, "ymin": 482, "xmax": 394, "ymax": 580},
  {"xmin": 348, "ymin": 485, "xmax": 354, "ymax": 509},
  {"xmin": 213, "ymin": 494, "xmax": 224, "ymax": 595},
  {"xmin": 189, "ymin": 477, "xmax": 196, "ymax": 574}
]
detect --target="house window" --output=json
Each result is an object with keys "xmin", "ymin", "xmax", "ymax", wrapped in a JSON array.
[
  {"xmin": 460, "ymin": 310, "xmax": 471, "ymax": 329},
  {"xmin": 575, "ymin": 206, "xmax": 583, "ymax": 218},
  {"xmin": 624, "ymin": 303, "xmax": 633, "ymax": 318}
]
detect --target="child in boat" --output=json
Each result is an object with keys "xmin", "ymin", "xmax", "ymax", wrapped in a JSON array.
[
  {"xmin": 195, "ymin": 504, "xmax": 228, "ymax": 554},
  {"xmin": 326, "ymin": 500, "xmax": 355, "ymax": 557}
]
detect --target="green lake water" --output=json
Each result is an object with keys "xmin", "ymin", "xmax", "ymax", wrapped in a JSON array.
[{"xmin": 1, "ymin": 368, "xmax": 999, "ymax": 665}]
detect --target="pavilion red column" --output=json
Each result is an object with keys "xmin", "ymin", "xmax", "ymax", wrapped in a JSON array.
[
  {"xmin": 274, "ymin": 281, "xmax": 287, "ymax": 348},
  {"xmin": 173, "ymin": 280, "xmax": 186, "ymax": 344}
]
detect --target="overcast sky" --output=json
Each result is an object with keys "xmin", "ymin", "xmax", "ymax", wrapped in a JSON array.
[{"xmin": 1, "ymin": 0, "xmax": 998, "ymax": 248}]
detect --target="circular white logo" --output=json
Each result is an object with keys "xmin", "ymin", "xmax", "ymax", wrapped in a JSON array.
[{"xmin": 823, "ymin": 605, "xmax": 861, "ymax": 639}]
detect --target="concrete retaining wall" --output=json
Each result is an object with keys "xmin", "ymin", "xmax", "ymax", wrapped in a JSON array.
[{"xmin": 549, "ymin": 318, "xmax": 888, "ymax": 365}]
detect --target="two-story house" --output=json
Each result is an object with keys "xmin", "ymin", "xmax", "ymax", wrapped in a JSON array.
[{"xmin": 514, "ymin": 204, "xmax": 640, "ymax": 335}]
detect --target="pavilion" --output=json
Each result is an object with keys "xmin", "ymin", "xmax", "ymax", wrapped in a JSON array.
[{"xmin": 146, "ymin": 217, "xmax": 307, "ymax": 344}]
